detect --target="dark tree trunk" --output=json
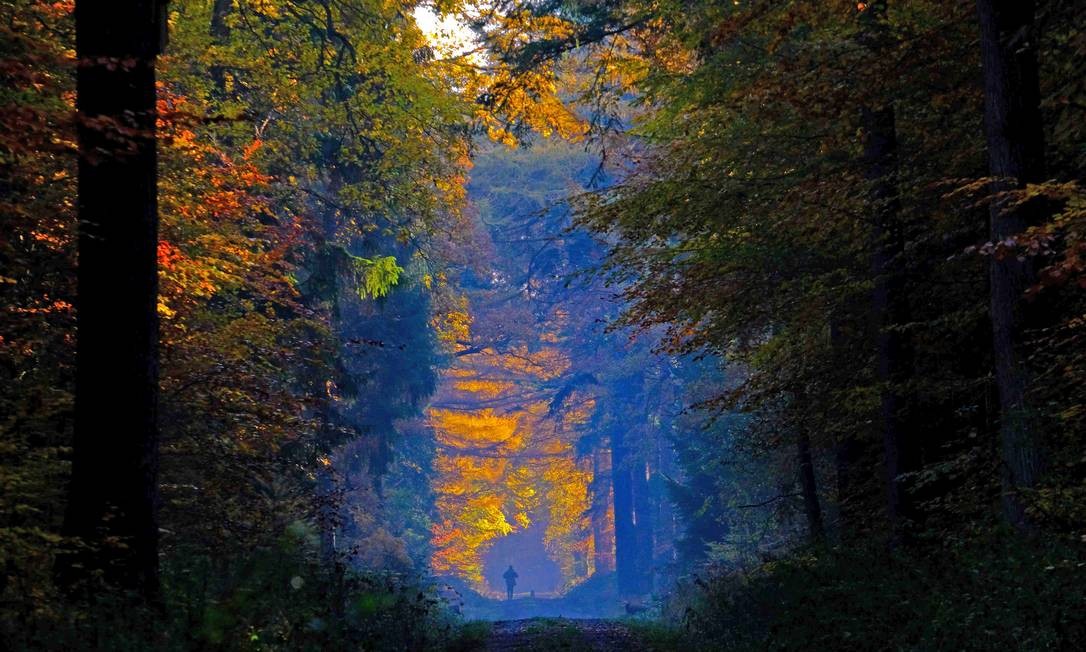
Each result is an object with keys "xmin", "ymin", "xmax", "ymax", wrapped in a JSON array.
[
  {"xmin": 316, "ymin": 461, "xmax": 347, "ymax": 624},
  {"xmin": 59, "ymin": 0, "xmax": 166, "ymax": 598},
  {"xmin": 210, "ymin": 0, "xmax": 232, "ymax": 93},
  {"xmin": 864, "ymin": 101, "xmax": 919, "ymax": 540},
  {"xmin": 591, "ymin": 448, "xmax": 615, "ymax": 573},
  {"xmin": 210, "ymin": 0, "xmax": 231, "ymax": 37},
  {"xmin": 976, "ymin": 0, "xmax": 1048, "ymax": 529},
  {"xmin": 316, "ymin": 461, "xmax": 339, "ymax": 563},
  {"xmin": 796, "ymin": 427, "xmax": 824, "ymax": 542},
  {"xmin": 610, "ymin": 427, "xmax": 639, "ymax": 596},
  {"xmin": 829, "ymin": 316, "xmax": 867, "ymax": 538},
  {"xmin": 859, "ymin": 3, "xmax": 919, "ymax": 540},
  {"xmin": 631, "ymin": 455, "xmax": 655, "ymax": 594},
  {"xmin": 834, "ymin": 432, "xmax": 862, "ymax": 534},
  {"xmin": 652, "ymin": 429, "xmax": 678, "ymax": 565}
]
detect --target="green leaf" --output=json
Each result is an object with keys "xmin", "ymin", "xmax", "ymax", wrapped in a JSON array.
[{"xmin": 351, "ymin": 255, "xmax": 403, "ymax": 300}]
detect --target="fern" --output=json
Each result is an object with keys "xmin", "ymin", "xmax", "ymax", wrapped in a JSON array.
[{"xmin": 350, "ymin": 254, "xmax": 403, "ymax": 300}]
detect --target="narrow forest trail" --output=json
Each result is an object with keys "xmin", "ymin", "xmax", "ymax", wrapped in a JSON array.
[{"xmin": 482, "ymin": 618, "xmax": 650, "ymax": 652}]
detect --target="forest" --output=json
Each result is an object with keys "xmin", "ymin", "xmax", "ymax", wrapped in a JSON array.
[{"xmin": 1, "ymin": 0, "xmax": 1085, "ymax": 650}]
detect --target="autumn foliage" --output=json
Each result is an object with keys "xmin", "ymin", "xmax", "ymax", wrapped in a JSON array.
[{"xmin": 3, "ymin": 0, "xmax": 1086, "ymax": 649}]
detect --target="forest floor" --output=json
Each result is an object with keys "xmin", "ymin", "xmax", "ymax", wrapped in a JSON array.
[
  {"xmin": 450, "ymin": 574, "xmax": 685, "ymax": 650},
  {"xmin": 448, "ymin": 572, "xmax": 634, "ymax": 621},
  {"xmin": 459, "ymin": 595, "xmax": 626, "ymax": 620},
  {"xmin": 481, "ymin": 618, "xmax": 652, "ymax": 651}
]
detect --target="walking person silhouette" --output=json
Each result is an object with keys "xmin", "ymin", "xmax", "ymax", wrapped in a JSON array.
[{"xmin": 502, "ymin": 564, "xmax": 518, "ymax": 600}]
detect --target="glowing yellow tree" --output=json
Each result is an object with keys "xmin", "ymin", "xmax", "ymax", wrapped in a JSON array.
[{"xmin": 428, "ymin": 307, "xmax": 596, "ymax": 590}]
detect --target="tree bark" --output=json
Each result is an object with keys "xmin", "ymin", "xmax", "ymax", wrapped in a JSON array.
[
  {"xmin": 829, "ymin": 315, "xmax": 867, "ymax": 538},
  {"xmin": 610, "ymin": 426, "xmax": 639, "ymax": 596},
  {"xmin": 865, "ymin": 102, "xmax": 919, "ymax": 540},
  {"xmin": 652, "ymin": 427, "xmax": 678, "ymax": 566},
  {"xmin": 631, "ymin": 455, "xmax": 655, "ymax": 594},
  {"xmin": 796, "ymin": 427, "xmax": 824, "ymax": 542},
  {"xmin": 210, "ymin": 0, "xmax": 231, "ymax": 37},
  {"xmin": 860, "ymin": 2, "xmax": 919, "ymax": 540},
  {"xmin": 59, "ymin": 0, "xmax": 166, "ymax": 598},
  {"xmin": 976, "ymin": 0, "xmax": 1048, "ymax": 529},
  {"xmin": 591, "ymin": 447, "xmax": 615, "ymax": 574},
  {"xmin": 210, "ymin": 0, "xmax": 232, "ymax": 94}
]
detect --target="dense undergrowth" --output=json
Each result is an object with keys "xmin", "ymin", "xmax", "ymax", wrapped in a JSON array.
[
  {"xmin": 655, "ymin": 532, "xmax": 1086, "ymax": 651},
  {"xmin": 3, "ymin": 525, "xmax": 488, "ymax": 652}
]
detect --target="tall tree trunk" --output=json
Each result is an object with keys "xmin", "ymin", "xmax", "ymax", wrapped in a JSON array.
[
  {"xmin": 610, "ymin": 426, "xmax": 639, "ymax": 596},
  {"xmin": 652, "ymin": 427, "xmax": 678, "ymax": 566},
  {"xmin": 210, "ymin": 0, "xmax": 231, "ymax": 37},
  {"xmin": 210, "ymin": 0, "xmax": 232, "ymax": 93},
  {"xmin": 829, "ymin": 315, "xmax": 866, "ymax": 538},
  {"xmin": 976, "ymin": 0, "xmax": 1048, "ymax": 529},
  {"xmin": 796, "ymin": 426, "xmax": 825, "ymax": 542},
  {"xmin": 864, "ymin": 102, "xmax": 918, "ymax": 540},
  {"xmin": 860, "ymin": 2, "xmax": 918, "ymax": 540},
  {"xmin": 591, "ymin": 447, "xmax": 615, "ymax": 574},
  {"xmin": 59, "ymin": 0, "xmax": 166, "ymax": 598},
  {"xmin": 631, "ymin": 455, "xmax": 655, "ymax": 595}
]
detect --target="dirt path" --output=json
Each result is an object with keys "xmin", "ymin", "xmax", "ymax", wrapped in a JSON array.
[{"xmin": 484, "ymin": 618, "xmax": 649, "ymax": 651}]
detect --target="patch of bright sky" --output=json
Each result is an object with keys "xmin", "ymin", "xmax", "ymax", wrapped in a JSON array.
[{"xmin": 413, "ymin": 4, "xmax": 479, "ymax": 60}]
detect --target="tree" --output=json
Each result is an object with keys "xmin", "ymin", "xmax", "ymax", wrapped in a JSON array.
[
  {"xmin": 795, "ymin": 421, "xmax": 824, "ymax": 542},
  {"xmin": 859, "ymin": 1, "xmax": 918, "ymax": 540},
  {"xmin": 976, "ymin": 0, "xmax": 1049, "ymax": 528},
  {"xmin": 610, "ymin": 419, "xmax": 639, "ymax": 595},
  {"xmin": 58, "ymin": 0, "xmax": 168, "ymax": 597}
]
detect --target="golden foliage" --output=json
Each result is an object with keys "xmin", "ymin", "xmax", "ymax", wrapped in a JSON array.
[{"xmin": 428, "ymin": 312, "xmax": 595, "ymax": 588}]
